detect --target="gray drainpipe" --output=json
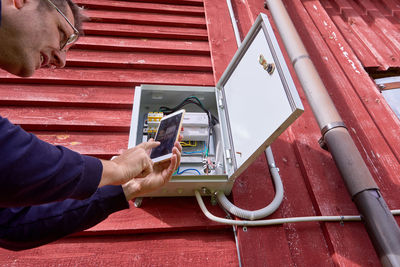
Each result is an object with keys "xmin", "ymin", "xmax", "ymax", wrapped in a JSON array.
[{"xmin": 264, "ymin": 0, "xmax": 400, "ymax": 265}]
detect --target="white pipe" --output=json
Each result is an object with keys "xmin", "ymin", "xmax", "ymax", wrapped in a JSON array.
[
  {"xmin": 196, "ymin": 190, "xmax": 400, "ymax": 226},
  {"xmin": 226, "ymin": 0, "xmax": 242, "ymax": 47},
  {"xmin": 216, "ymin": 147, "xmax": 284, "ymax": 220}
]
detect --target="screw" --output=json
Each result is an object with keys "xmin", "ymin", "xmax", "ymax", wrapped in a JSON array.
[
  {"xmin": 211, "ymin": 195, "xmax": 217, "ymax": 206},
  {"xmin": 134, "ymin": 197, "xmax": 143, "ymax": 208}
]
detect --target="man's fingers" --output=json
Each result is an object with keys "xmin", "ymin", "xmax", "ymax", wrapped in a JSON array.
[
  {"xmin": 144, "ymin": 140, "xmax": 160, "ymax": 152},
  {"xmin": 172, "ymin": 146, "xmax": 181, "ymax": 171},
  {"xmin": 166, "ymin": 154, "xmax": 177, "ymax": 179},
  {"xmin": 137, "ymin": 158, "xmax": 154, "ymax": 178},
  {"xmin": 174, "ymin": 141, "xmax": 182, "ymax": 153}
]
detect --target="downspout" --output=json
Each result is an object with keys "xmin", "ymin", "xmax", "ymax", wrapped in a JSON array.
[{"xmin": 264, "ymin": 0, "xmax": 400, "ymax": 266}]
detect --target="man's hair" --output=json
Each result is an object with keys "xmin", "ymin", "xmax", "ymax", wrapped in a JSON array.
[{"xmin": 38, "ymin": 0, "xmax": 86, "ymax": 33}]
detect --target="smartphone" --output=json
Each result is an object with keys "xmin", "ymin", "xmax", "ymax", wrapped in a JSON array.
[{"xmin": 150, "ymin": 109, "xmax": 185, "ymax": 163}]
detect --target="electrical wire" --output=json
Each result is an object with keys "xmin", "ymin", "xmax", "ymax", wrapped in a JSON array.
[
  {"xmin": 182, "ymin": 142, "xmax": 206, "ymax": 155},
  {"xmin": 176, "ymin": 167, "xmax": 201, "ymax": 175},
  {"xmin": 159, "ymin": 96, "xmax": 217, "ymax": 161},
  {"xmin": 159, "ymin": 96, "xmax": 218, "ymax": 126},
  {"xmin": 180, "ymin": 141, "xmax": 197, "ymax": 147}
]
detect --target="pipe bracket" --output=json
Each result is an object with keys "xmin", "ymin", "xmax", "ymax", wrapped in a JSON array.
[{"xmin": 318, "ymin": 121, "xmax": 347, "ymax": 150}]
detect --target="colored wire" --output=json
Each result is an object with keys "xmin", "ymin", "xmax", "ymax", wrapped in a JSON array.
[
  {"xmin": 182, "ymin": 142, "xmax": 206, "ymax": 155},
  {"xmin": 175, "ymin": 167, "xmax": 201, "ymax": 175},
  {"xmin": 159, "ymin": 96, "xmax": 218, "ymax": 126},
  {"xmin": 159, "ymin": 96, "xmax": 216, "ymax": 160},
  {"xmin": 180, "ymin": 141, "xmax": 197, "ymax": 147},
  {"xmin": 183, "ymin": 149, "xmax": 206, "ymax": 155}
]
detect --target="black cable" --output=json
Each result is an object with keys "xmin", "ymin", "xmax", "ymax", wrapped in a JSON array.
[
  {"xmin": 159, "ymin": 96, "xmax": 218, "ymax": 127},
  {"xmin": 159, "ymin": 96, "xmax": 218, "ymax": 159}
]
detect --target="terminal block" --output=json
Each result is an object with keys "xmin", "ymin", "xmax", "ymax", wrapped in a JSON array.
[{"xmin": 146, "ymin": 112, "xmax": 163, "ymax": 138}]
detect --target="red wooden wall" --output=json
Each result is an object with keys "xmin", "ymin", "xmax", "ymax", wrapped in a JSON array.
[
  {"xmin": 229, "ymin": 0, "xmax": 400, "ymax": 266},
  {"xmin": 0, "ymin": 0, "xmax": 237, "ymax": 266},
  {"xmin": 1, "ymin": 0, "xmax": 400, "ymax": 266}
]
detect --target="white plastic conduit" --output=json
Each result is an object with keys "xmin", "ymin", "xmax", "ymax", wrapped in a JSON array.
[
  {"xmin": 196, "ymin": 190, "xmax": 400, "ymax": 227},
  {"xmin": 216, "ymin": 147, "xmax": 284, "ymax": 220}
]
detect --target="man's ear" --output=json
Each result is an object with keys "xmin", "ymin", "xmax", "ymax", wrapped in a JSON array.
[{"xmin": 13, "ymin": 0, "xmax": 27, "ymax": 9}]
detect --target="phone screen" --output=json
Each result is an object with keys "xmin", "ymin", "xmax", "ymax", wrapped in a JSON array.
[{"xmin": 150, "ymin": 112, "xmax": 183, "ymax": 160}]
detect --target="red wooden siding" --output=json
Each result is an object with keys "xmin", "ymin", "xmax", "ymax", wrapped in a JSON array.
[
  {"xmin": 0, "ymin": 0, "xmax": 214, "ymax": 156},
  {"xmin": 228, "ymin": 0, "xmax": 400, "ymax": 266},
  {"xmin": 0, "ymin": 0, "xmax": 238, "ymax": 266},
  {"xmin": 321, "ymin": 0, "xmax": 400, "ymax": 71},
  {"xmin": 2, "ymin": 0, "xmax": 400, "ymax": 266}
]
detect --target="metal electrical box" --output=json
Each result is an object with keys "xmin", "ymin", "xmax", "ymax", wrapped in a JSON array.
[{"xmin": 128, "ymin": 13, "xmax": 304, "ymax": 197}]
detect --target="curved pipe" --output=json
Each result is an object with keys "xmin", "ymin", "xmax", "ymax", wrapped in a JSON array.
[{"xmin": 217, "ymin": 147, "xmax": 284, "ymax": 220}]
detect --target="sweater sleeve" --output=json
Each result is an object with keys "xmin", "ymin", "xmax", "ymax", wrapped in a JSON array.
[
  {"xmin": 0, "ymin": 185, "xmax": 129, "ymax": 251},
  {"xmin": 0, "ymin": 116, "xmax": 103, "ymax": 207}
]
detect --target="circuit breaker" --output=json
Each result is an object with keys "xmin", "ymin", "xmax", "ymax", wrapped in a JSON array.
[{"xmin": 128, "ymin": 13, "xmax": 304, "ymax": 197}]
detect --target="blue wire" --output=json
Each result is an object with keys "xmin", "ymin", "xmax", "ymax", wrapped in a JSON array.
[
  {"xmin": 182, "ymin": 149, "xmax": 205, "ymax": 155},
  {"xmin": 182, "ymin": 142, "xmax": 206, "ymax": 155},
  {"xmin": 176, "ymin": 167, "xmax": 201, "ymax": 175}
]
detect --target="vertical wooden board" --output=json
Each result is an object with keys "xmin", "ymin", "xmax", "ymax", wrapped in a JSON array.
[
  {"xmin": 340, "ymin": 9, "xmax": 395, "ymax": 70},
  {"xmin": 279, "ymin": 0, "xmax": 396, "ymax": 264},
  {"xmin": 299, "ymin": 0, "xmax": 400, "ymax": 203},
  {"xmin": 218, "ymin": 1, "xmax": 335, "ymax": 265},
  {"xmin": 323, "ymin": 223, "xmax": 379, "ymax": 266},
  {"xmin": 352, "ymin": 0, "xmax": 400, "ymax": 54},
  {"xmin": 238, "ymin": 0, "xmax": 396, "ymax": 264},
  {"xmin": 203, "ymin": 0, "xmax": 238, "ymax": 83},
  {"xmin": 290, "ymin": 110, "xmax": 380, "ymax": 265},
  {"xmin": 230, "ymin": 0, "xmax": 254, "ymax": 42},
  {"xmin": 284, "ymin": 0, "xmax": 400, "ymax": 196},
  {"xmin": 272, "ymin": 131, "xmax": 335, "ymax": 266},
  {"xmin": 365, "ymin": 10, "xmax": 400, "ymax": 57},
  {"xmin": 232, "ymin": 155, "xmax": 295, "ymax": 266},
  {"xmin": 238, "ymin": 1, "xmax": 383, "ymax": 265},
  {"xmin": 204, "ymin": 1, "xmax": 294, "ymax": 265},
  {"xmin": 237, "ymin": 7, "xmax": 337, "ymax": 264},
  {"xmin": 292, "ymin": 111, "xmax": 356, "ymax": 214},
  {"xmin": 322, "ymin": 8, "xmax": 381, "ymax": 69}
]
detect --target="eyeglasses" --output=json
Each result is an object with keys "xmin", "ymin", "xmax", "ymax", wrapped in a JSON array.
[{"xmin": 45, "ymin": 0, "xmax": 79, "ymax": 51}]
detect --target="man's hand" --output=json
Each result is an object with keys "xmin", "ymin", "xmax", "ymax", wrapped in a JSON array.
[
  {"xmin": 99, "ymin": 140, "xmax": 160, "ymax": 187},
  {"xmin": 122, "ymin": 141, "xmax": 182, "ymax": 201}
]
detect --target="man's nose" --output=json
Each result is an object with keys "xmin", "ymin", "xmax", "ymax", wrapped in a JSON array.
[{"xmin": 50, "ymin": 50, "xmax": 66, "ymax": 68}]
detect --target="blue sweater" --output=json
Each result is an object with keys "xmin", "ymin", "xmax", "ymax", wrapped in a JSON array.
[{"xmin": 0, "ymin": 116, "xmax": 129, "ymax": 250}]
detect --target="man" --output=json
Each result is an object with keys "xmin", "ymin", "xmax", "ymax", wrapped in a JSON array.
[{"xmin": 0, "ymin": 0, "xmax": 182, "ymax": 250}]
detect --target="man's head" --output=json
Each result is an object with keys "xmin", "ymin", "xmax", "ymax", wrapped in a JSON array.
[{"xmin": 0, "ymin": 0, "xmax": 84, "ymax": 77}]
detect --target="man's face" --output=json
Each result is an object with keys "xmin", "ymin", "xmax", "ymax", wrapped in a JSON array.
[{"xmin": 4, "ymin": 0, "xmax": 75, "ymax": 77}]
